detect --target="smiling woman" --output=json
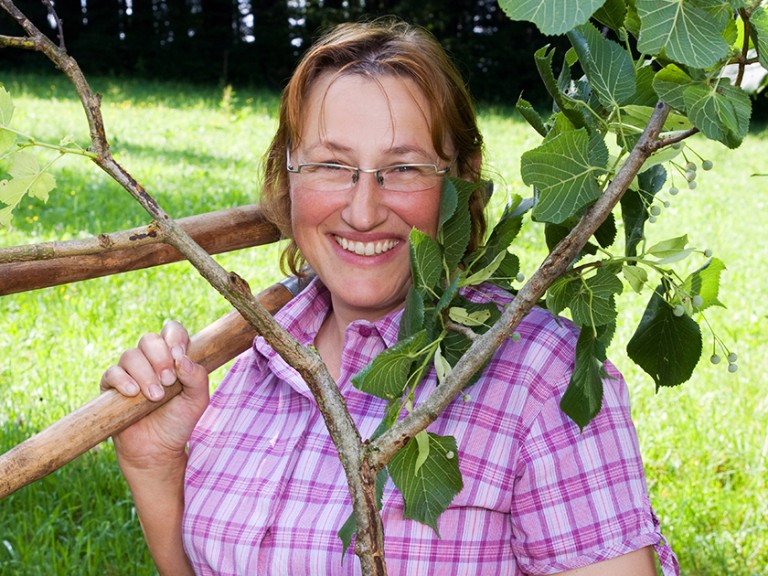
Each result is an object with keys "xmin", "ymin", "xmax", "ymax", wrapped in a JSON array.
[{"xmin": 98, "ymin": 17, "xmax": 679, "ymax": 576}]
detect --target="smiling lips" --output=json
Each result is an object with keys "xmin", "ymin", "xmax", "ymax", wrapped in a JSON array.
[{"xmin": 334, "ymin": 235, "xmax": 400, "ymax": 256}]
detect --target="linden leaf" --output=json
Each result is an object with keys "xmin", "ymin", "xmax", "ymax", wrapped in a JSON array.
[
  {"xmin": 410, "ymin": 228, "xmax": 442, "ymax": 292},
  {"xmin": 567, "ymin": 23, "xmax": 637, "ymax": 108},
  {"xmin": 522, "ymin": 128, "xmax": 608, "ymax": 224},
  {"xmin": 0, "ymin": 128, "xmax": 16, "ymax": 156},
  {"xmin": 560, "ymin": 325, "xmax": 611, "ymax": 430},
  {"xmin": 499, "ymin": 0, "xmax": 606, "ymax": 36},
  {"xmin": 351, "ymin": 330, "xmax": 428, "ymax": 400},
  {"xmin": 388, "ymin": 433, "xmax": 463, "ymax": 536},
  {"xmin": 627, "ymin": 286, "xmax": 702, "ymax": 390},
  {"xmin": 636, "ymin": 0, "xmax": 730, "ymax": 69},
  {"xmin": 683, "ymin": 80, "xmax": 751, "ymax": 149}
]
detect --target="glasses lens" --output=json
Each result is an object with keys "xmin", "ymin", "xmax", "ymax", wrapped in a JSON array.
[
  {"xmin": 299, "ymin": 164, "xmax": 355, "ymax": 191},
  {"xmin": 380, "ymin": 165, "xmax": 439, "ymax": 192}
]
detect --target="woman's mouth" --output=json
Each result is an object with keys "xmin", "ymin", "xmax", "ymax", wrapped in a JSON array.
[{"xmin": 334, "ymin": 235, "xmax": 400, "ymax": 256}]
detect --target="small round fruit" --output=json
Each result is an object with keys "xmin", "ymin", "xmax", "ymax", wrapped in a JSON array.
[
  {"xmin": 727, "ymin": 352, "xmax": 738, "ymax": 363},
  {"xmin": 673, "ymin": 305, "xmax": 685, "ymax": 317},
  {"xmin": 710, "ymin": 354, "xmax": 722, "ymax": 365},
  {"xmin": 702, "ymin": 160, "xmax": 714, "ymax": 170}
]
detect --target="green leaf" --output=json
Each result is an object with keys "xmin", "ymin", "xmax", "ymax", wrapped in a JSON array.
[
  {"xmin": 413, "ymin": 429, "xmax": 431, "ymax": 473},
  {"xmin": 636, "ymin": 0, "xmax": 730, "ymax": 69},
  {"xmin": 646, "ymin": 234, "xmax": 687, "ymax": 257},
  {"xmin": 0, "ymin": 128, "xmax": 16, "ymax": 156},
  {"xmin": 683, "ymin": 80, "xmax": 751, "ymax": 149},
  {"xmin": 498, "ymin": 0, "xmax": 607, "ymax": 36},
  {"xmin": 409, "ymin": 228, "xmax": 442, "ymax": 292},
  {"xmin": 560, "ymin": 325, "xmax": 610, "ymax": 430},
  {"xmin": 568, "ymin": 267, "xmax": 624, "ymax": 328},
  {"xmin": 0, "ymin": 86, "xmax": 14, "ymax": 126},
  {"xmin": 438, "ymin": 176, "xmax": 458, "ymax": 230},
  {"xmin": 388, "ymin": 433, "xmax": 463, "ymax": 535},
  {"xmin": 448, "ymin": 306, "xmax": 491, "ymax": 327},
  {"xmin": 515, "ymin": 97, "xmax": 548, "ymax": 137},
  {"xmin": 567, "ymin": 23, "xmax": 637, "ymax": 108},
  {"xmin": 652, "ymin": 64, "xmax": 693, "ymax": 113},
  {"xmin": 460, "ymin": 248, "xmax": 508, "ymax": 287},
  {"xmin": 399, "ymin": 286, "xmax": 425, "ymax": 340},
  {"xmin": 623, "ymin": 265, "xmax": 648, "ymax": 293},
  {"xmin": 522, "ymin": 128, "xmax": 608, "ymax": 224},
  {"xmin": 439, "ymin": 178, "xmax": 472, "ymax": 273},
  {"xmin": 593, "ymin": 0, "xmax": 628, "ymax": 34},
  {"xmin": 533, "ymin": 46, "xmax": 587, "ymax": 130},
  {"xmin": 433, "ymin": 345, "xmax": 451, "ymax": 385},
  {"xmin": 750, "ymin": 6, "xmax": 768, "ymax": 70},
  {"xmin": 682, "ymin": 257, "xmax": 726, "ymax": 312},
  {"xmin": 627, "ymin": 286, "xmax": 703, "ymax": 389},
  {"xmin": 352, "ymin": 330, "xmax": 428, "ymax": 400},
  {"xmin": 620, "ymin": 164, "xmax": 666, "ymax": 258}
]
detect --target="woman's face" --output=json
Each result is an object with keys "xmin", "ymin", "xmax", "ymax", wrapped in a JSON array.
[{"xmin": 289, "ymin": 73, "xmax": 447, "ymax": 323}]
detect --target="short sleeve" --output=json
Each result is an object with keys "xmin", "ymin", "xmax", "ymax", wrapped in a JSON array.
[{"xmin": 510, "ymin": 363, "xmax": 674, "ymax": 574}]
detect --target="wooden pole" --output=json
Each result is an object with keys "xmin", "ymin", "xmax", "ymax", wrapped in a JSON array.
[
  {"xmin": 0, "ymin": 277, "xmax": 304, "ymax": 499},
  {"xmin": 0, "ymin": 204, "xmax": 281, "ymax": 296}
]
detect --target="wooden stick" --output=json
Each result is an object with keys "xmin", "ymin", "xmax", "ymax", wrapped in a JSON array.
[
  {"xmin": 0, "ymin": 277, "xmax": 302, "ymax": 499},
  {"xmin": 0, "ymin": 204, "xmax": 280, "ymax": 296}
]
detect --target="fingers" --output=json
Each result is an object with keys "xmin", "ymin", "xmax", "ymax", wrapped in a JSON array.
[{"xmin": 101, "ymin": 321, "xmax": 199, "ymax": 402}]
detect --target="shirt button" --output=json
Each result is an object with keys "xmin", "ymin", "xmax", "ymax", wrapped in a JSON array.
[{"xmin": 358, "ymin": 325, "xmax": 372, "ymax": 337}]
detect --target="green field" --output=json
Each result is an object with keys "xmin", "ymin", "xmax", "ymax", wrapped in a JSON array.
[{"xmin": 1, "ymin": 72, "xmax": 767, "ymax": 575}]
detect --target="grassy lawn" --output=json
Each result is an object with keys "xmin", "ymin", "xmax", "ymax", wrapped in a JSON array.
[{"xmin": 1, "ymin": 72, "xmax": 767, "ymax": 575}]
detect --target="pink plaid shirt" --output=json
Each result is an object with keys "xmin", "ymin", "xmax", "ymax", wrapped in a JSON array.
[{"xmin": 183, "ymin": 278, "xmax": 679, "ymax": 575}]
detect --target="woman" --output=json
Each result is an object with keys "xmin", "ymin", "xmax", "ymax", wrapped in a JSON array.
[{"xmin": 102, "ymin": 19, "xmax": 680, "ymax": 576}]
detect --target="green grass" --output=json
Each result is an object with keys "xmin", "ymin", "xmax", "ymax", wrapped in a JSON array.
[{"xmin": 1, "ymin": 71, "xmax": 767, "ymax": 575}]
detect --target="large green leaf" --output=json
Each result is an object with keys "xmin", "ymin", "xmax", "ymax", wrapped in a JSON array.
[
  {"xmin": 568, "ymin": 267, "xmax": 623, "ymax": 328},
  {"xmin": 627, "ymin": 286, "xmax": 702, "ymax": 390},
  {"xmin": 388, "ymin": 433, "xmax": 463, "ymax": 535},
  {"xmin": 533, "ymin": 46, "xmax": 587, "ymax": 130},
  {"xmin": 352, "ymin": 330, "xmax": 428, "ymax": 400},
  {"xmin": 498, "ymin": 0, "xmax": 607, "ymax": 36},
  {"xmin": 522, "ymin": 128, "xmax": 608, "ymax": 224},
  {"xmin": 592, "ymin": 0, "xmax": 628, "ymax": 34},
  {"xmin": 636, "ymin": 0, "xmax": 730, "ymax": 69},
  {"xmin": 0, "ymin": 129, "xmax": 15, "ymax": 156},
  {"xmin": 439, "ymin": 178, "xmax": 472, "ymax": 273},
  {"xmin": 409, "ymin": 228, "xmax": 442, "ymax": 292},
  {"xmin": 683, "ymin": 80, "xmax": 751, "ymax": 149},
  {"xmin": 751, "ymin": 6, "xmax": 768, "ymax": 70},
  {"xmin": 568, "ymin": 23, "xmax": 637, "ymax": 108},
  {"xmin": 560, "ymin": 325, "xmax": 611, "ymax": 430}
]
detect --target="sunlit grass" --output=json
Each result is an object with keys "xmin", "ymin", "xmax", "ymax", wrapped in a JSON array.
[{"xmin": 1, "ymin": 71, "xmax": 767, "ymax": 575}]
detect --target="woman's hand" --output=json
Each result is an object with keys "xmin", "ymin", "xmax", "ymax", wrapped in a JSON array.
[{"xmin": 100, "ymin": 320, "xmax": 210, "ymax": 471}]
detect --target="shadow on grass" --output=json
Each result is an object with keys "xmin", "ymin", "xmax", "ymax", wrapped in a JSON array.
[{"xmin": 0, "ymin": 421, "xmax": 154, "ymax": 575}]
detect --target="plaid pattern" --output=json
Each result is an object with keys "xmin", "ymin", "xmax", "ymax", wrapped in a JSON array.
[{"xmin": 183, "ymin": 278, "xmax": 679, "ymax": 575}]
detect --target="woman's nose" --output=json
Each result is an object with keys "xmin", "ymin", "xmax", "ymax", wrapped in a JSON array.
[{"xmin": 341, "ymin": 172, "xmax": 387, "ymax": 231}]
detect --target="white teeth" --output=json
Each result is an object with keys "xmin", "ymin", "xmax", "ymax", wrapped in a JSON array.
[{"xmin": 335, "ymin": 236, "xmax": 399, "ymax": 256}]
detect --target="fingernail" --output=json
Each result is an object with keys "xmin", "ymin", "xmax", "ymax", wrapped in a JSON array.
[
  {"xmin": 125, "ymin": 381, "xmax": 139, "ymax": 395},
  {"xmin": 178, "ymin": 355, "xmax": 193, "ymax": 374},
  {"xmin": 161, "ymin": 369, "xmax": 176, "ymax": 386},
  {"xmin": 149, "ymin": 384, "xmax": 164, "ymax": 401},
  {"xmin": 171, "ymin": 345, "xmax": 184, "ymax": 362}
]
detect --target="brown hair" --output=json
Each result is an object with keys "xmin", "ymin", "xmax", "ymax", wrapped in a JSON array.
[{"xmin": 260, "ymin": 18, "xmax": 486, "ymax": 276}]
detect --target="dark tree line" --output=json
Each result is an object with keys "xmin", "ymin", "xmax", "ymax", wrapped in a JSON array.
[{"xmin": 1, "ymin": 0, "xmax": 567, "ymax": 104}]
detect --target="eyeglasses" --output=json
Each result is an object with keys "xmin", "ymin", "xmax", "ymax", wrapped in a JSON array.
[{"xmin": 286, "ymin": 149, "xmax": 450, "ymax": 193}]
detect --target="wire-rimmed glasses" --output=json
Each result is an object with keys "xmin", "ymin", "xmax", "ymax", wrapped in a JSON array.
[{"xmin": 286, "ymin": 149, "xmax": 450, "ymax": 193}]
